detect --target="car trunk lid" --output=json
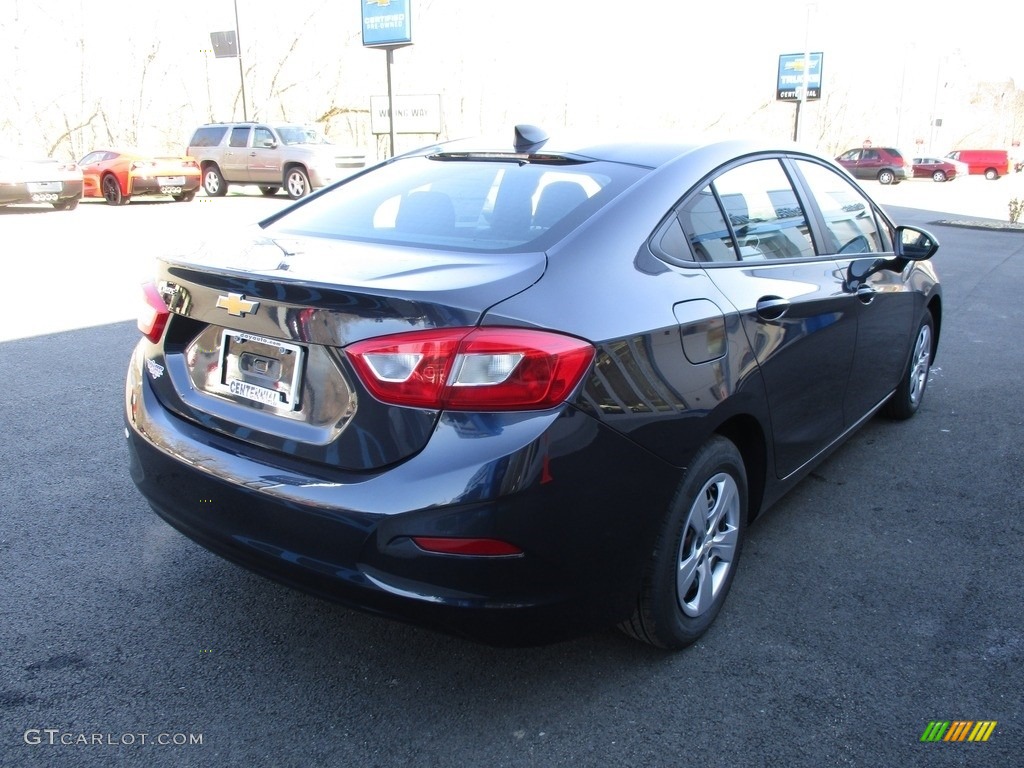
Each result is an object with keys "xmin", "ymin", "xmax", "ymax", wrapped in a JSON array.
[{"xmin": 144, "ymin": 230, "xmax": 546, "ymax": 472}]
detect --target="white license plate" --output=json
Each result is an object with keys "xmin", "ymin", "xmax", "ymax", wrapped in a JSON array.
[
  {"xmin": 28, "ymin": 181, "xmax": 62, "ymax": 193},
  {"xmin": 219, "ymin": 330, "xmax": 304, "ymax": 411},
  {"xmin": 159, "ymin": 176, "xmax": 186, "ymax": 186},
  {"xmin": 228, "ymin": 378, "xmax": 283, "ymax": 406}
]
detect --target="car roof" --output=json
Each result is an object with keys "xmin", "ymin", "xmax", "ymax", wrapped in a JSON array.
[{"xmin": 400, "ymin": 125, "xmax": 812, "ymax": 171}]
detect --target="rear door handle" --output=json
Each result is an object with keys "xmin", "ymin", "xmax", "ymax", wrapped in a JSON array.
[{"xmin": 755, "ymin": 296, "xmax": 790, "ymax": 320}]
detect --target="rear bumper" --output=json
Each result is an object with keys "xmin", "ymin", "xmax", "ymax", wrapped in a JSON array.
[
  {"xmin": 0, "ymin": 179, "xmax": 82, "ymax": 205},
  {"xmin": 125, "ymin": 342, "xmax": 679, "ymax": 645},
  {"xmin": 128, "ymin": 175, "xmax": 201, "ymax": 196}
]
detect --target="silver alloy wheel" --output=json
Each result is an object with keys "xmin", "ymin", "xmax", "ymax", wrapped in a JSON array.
[
  {"xmin": 676, "ymin": 472, "xmax": 740, "ymax": 617},
  {"xmin": 932, "ymin": 170, "xmax": 946, "ymax": 182},
  {"xmin": 286, "ymin": 168, "xmax": 309, "ymax": 198},
  {"xmin": 908, "ymin": 322, "xmax": 932, "ymax": 406},
  {"xmin": 878, "ymin": 170, "xmax": 895, "ymax": 185},
  {"xmin": 204, "ymin": 169, "xmax": 221, "ymax": 195}
]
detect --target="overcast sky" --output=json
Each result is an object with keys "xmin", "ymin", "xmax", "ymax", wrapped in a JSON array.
[{"xmin": 3, "ymin": 0, "xmax": 1021, "ymax": 157}]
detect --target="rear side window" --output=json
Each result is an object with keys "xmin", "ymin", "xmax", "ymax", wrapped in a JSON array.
[
  {"xmin": 189, "ymin": 126, "xmax": 227, "ymax": 148},
  {"xmin": 268, "ymin": 155, "xmax": 645, "ymax": 252},
  {"xmin": 665, "ymin": 158, "xmax": 815, "ymax": 263},
  {"xmin": 229, "ymin": 127, "xmax": 250, "ymax": 148},
  {"xmin": 794, "ymin": 160, "xmax": 888, "ymax": 254}
]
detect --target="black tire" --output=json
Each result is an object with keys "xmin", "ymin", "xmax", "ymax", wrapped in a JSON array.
[
  {"xmin": 203, "ymin": 166, "xmax": 228, "ymax": 197},
  {"xmin": 53, "ymin": 198, "xmax": 78, "ymax": 211},
  {"xmin": 619, "ymin": 436, "xmax": 747, "ymax": 650},
  {"xmin": 878, "ymin": 169, "xmax": 895, "ymax": 185},
  {"xmin": 285, "ymin": 167, "xmax": 311, "ymax": 199},
  {"xmin": 173, "ymin": 190, "xmax": 196, "ymax": 202},
  {"xmin": 884, "ymin": 312, "xmax": 935, "ymax": 420},
  {"xmin": 101, "ymin": 174, "xmax": 127, "ymax": 206},
  {"xmin": 932, "ymin": 170, "xmax": 946, "ymax": 182},
  {"xmin": 984, "ymin": 168, "xmax": 999, "ymax": 180},
  {"xmin": 259, "ymin": 186, "xmax": 280, "ymax": 197}
]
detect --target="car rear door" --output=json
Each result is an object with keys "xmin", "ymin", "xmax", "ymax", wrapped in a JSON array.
[
  {"xmin": 677, "ymin": 157, "xmax": 858, "ymax": 479},
  {"xmin": 223, "ymin": 126, "xmax": 252, "ymax": 182}
]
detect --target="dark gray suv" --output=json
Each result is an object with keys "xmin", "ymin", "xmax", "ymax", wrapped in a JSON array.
[{"xmin": 186, "ymin": 123, "xmax": 365, "ymax": 199}]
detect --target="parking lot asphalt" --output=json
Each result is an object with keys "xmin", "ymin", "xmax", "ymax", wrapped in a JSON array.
[{"xmin": 0, "ymin": 186, "xmax": 1021, "ymax": 767}]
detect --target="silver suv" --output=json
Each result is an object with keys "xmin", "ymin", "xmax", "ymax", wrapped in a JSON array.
[{"xmin": 186, "ymin": 123, "xmax": 365, "ymax": 199}]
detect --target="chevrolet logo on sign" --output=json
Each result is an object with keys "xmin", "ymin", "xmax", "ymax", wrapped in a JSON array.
[{"xmin": 216, "ymin": 293, "xmax": 260, "ymax": 317}]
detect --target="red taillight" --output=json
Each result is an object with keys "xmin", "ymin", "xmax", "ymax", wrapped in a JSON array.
[
  {"xmin": 138, "ymin": 282, "xmax": 170, "ymax": 343},
  {"xmin": 346, "ymin": 327, "xmax": 595, "ymax": 411},
  {"xmin": 411, "ymin": 537, "xmax": 524, "ymax": 557}
]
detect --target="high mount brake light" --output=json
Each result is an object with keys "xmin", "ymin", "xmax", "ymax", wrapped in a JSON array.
[
  {"xmin": 346, "ymin": 328, "xmax": 595, "ymax": 411},
  {"xmin": 138, "ymin": 282, "xmax": 170, "ymax": 343}
]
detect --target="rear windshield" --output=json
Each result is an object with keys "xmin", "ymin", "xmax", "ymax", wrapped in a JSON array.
[{"xmin": 266, "ymin": 155, "xmax": 647, "ymax": 252}]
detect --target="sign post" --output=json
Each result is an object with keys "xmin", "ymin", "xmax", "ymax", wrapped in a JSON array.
[
  {"xmin": 776, "ymin": 52, "xmax": 824, "ymax": 142},
  {"xmin": 209, "ymin": 0, "xmax": 248, "ymax": 120},
  {"xmin": 362, "ymin": 0, "xmax": 413, "ymax": 158}
]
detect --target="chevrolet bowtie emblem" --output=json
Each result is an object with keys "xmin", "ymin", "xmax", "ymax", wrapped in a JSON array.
[{"xmin": 216, "ymin": 293, "xmax": 260, "ymax": 317}]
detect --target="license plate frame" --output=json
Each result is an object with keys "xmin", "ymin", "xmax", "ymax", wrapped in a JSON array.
[
  {"xmin": 28, "ymin": 181, "xmax": 62, "ymax": 193},
  {"xmin": 159, "ymin": 175, "xmax": 186, "ymax": 186},
  {"xmin": 219, "ymin": 330, "xmax": 305, "ymax": 411}
]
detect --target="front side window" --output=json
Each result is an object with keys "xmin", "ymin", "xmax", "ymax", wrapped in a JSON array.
[
  {"xmin": 795, "ymin": 160, "xmax": 886, "ymax": 254},
  {"xmin": 254, "ymin": 127, "xmax": 275, "ymax": 147}
]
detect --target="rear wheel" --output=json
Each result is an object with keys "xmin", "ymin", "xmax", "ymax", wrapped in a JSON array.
[
  {"xmin": 619, "ymin": 436, "xmax": 747, "ymax": 649},
  {"xmin": 285, "ymin": 167, "xmax": 311, "ymax": 199},
  {"xmin": 878, "ymin": 169, "xmax": 895, "ymax": 185},
  {"xmin": 932, "ymin": 170, "xmax": 947, "ymax": 182},
  {"xmin": 102, "ymin": 175, "xmax": 127, "ymax": 205},
  {"xmin": 884, "ymin": 312, "xmax": 934, "ymax": 420},
  {"xmin": 259, "ymin": 186, "xmax": 280, "ymax": 197},
  {"xmin": 984, "ymin": 168, "xmax": 999, "ymax": 180},
  {"xmin": 203, "ymin": 166, "xmax": 228, "ymax": 197}
]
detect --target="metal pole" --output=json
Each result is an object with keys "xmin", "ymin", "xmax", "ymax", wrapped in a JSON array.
[
  {"xmin": 234, "ymin": 0, "xmax": 248, "ymax": 121},
  {"xmin": 795, "ymin": 4, "xmax": 814, "ymax": 143},
  {"xmin": 386, "ymin": 48, "xmax": 396, "ymax": 158}
]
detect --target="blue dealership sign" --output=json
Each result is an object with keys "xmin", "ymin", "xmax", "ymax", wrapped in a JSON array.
[
  {"xmin": 362, "ymin": 0, "xmax": 413, "ymax": 48},
  {"xmin": 777, "ymin": 52, "xmax": 823, "ymax": 101}
]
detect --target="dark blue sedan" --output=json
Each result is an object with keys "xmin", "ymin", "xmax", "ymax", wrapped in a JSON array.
[{"xmin": 125, "ymin": 126, "xmax": 941, "ymax": 649}]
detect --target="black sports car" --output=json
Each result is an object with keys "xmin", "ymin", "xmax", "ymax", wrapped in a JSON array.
[{"xmin": 125, "ymin": 126, "xmax": 941, "ymax": 649}]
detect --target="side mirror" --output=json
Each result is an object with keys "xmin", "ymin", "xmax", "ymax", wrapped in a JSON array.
[
  {"xmin": 261, "ymin": 139, "xmax": 277, "ymax": 149},
  {"xmin": 895, "ymin": 225, "xmax": 939, "ymax": 261}
]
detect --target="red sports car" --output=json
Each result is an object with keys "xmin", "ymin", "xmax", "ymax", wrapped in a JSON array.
[{"xmin": 79, "ymin": 149, "xmax": 201, "ymax": 205}]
